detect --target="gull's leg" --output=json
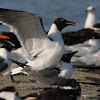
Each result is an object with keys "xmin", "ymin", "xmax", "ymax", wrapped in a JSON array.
[{"xmin": 10, "ymin": 72, "xmax": 15, "ymax": 82}]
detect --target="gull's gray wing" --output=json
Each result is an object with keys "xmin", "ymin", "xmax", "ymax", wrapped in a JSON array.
[
  {"xmin": 0, "ymin": 8, "xmax": 52, "ymax": 60},
  {"xmin": 22, "ymin": 66, "xmax": 59, "ymax": 78},
  {"xmin": 22, "ymin": 66, "xmax": 61, "ymax": 85},
  {"xmin": 37, "ymin": 70, "xmax": 59, "ymax": 78}
]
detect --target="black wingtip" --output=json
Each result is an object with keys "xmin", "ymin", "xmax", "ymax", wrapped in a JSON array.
[{"xmin": 9, "ymin": 59, "xmax": 27, "ymax": 68}]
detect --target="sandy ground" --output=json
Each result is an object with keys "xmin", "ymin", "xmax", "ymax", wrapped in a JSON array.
[
  {"xmin": 0, "ymin": 67, "xmax": 100, "ymax": 100},
  {"xmin": 72, "ymin": 68, "xmax": 100, "ymax": 100}
]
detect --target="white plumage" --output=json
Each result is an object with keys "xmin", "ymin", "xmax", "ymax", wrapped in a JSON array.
[
  {"xmin": 84, "ymin": 6, "xmax": 96, "ymax": 29},
  {"xmin": 0, "ymin": 48, "xmax": 12, "ymax": 75}
]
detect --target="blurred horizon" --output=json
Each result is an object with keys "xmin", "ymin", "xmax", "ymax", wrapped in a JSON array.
[{"xmin": 0, "ymin": 0, "xmax": 100, "ymax": 32}]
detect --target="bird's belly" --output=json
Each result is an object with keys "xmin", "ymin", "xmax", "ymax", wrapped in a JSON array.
[
  {"xmin": 45, "ymin": 44, "xmax": 65, "ymax": 66},
  {"xmin": 28, "ymin": 45, "xmax": 65, "ymax": 70}
]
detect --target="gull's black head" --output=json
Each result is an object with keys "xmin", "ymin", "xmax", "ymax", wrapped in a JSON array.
[
  {"xmin": 53, "ymin": 18, "xmax": 75, "ymax": 31},
  {"xmin": 62, "ymin": 51, "xmax": 78, "ymax": 63}
]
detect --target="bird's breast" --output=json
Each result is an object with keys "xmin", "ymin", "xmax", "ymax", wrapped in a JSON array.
[{"xmin": 47, "ymin": 43, "xmax": 65, "ymax": 66}]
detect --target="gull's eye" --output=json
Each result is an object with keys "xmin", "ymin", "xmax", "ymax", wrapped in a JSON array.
[{"xmin": 61, "ymin": 19, "xmax": 65, "ymax": 22}]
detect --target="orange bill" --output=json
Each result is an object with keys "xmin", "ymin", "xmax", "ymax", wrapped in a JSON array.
[{"xmin": 0, "ymin": 34, "xmax": 10, "ymax": 39}]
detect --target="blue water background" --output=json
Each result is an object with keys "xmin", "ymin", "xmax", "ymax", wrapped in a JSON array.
[{"xmin": 0, "ymin": 0, "xmax": 100, "ymax": 32}]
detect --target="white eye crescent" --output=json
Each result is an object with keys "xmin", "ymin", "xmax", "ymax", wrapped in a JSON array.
[{"xmin": 61, "ymin": 19, "xmax": 64, "ymax": 22}]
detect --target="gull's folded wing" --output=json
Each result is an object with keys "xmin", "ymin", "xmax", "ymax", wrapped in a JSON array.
[
  {"xmin": 37, "ymin": 70, "xmax": 59, "ymax": 77},
  {"xmin": 22, "ymin": 66, "xmax": 59, "ymax": 78},
  {"xmin": 0, "ymin": 8, "xmax": 52, "ymax": 60}
]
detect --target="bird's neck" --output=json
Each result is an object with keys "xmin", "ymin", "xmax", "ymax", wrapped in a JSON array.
[
  {"xmin": 84, "ymin": 11, "xmax": 96, "ymax": 28},
  {"xmin": 60, "ymin": 61, "xmax": 71, "ymax": 71},
  {"xmin": 48, "ymin": 24, "xmax": 64, "ymax": 45},
  {"xmin": 58, "ymin": 61, "xmax": 73, "ymax": 79}
]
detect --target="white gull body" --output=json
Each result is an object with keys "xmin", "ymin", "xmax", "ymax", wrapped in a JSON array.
[
  {"xmin": 27, "ymin": 23, "xmax": 65, "ymax": 70},
  {"xmin": 84, "ymin": 6, "xmax": 96, "ymax": 29},
  {"xmin": 58, "ymin": 61, "xmax": 73, "ymax": 79}
]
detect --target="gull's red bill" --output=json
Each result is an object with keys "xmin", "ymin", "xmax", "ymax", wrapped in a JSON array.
[{"xmin": 66, "ymin": 20, "xmax": 76, "ymax": 26}]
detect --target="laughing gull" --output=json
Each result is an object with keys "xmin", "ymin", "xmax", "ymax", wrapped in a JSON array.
[
  {"xmin": 0, "ymin": 86, "xmax": 21, "ymax": 100},
  {"xmin": 0, "ymin": 8, "xmax": 75, "ymax": 70},
  {"xmin": 10, "ymin": 51, "xmax": 77, "ymax": 84}
]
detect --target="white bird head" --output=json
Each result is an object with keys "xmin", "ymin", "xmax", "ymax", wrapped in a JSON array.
[{"xmin": 86, "ymin": 6, "xmax": 95, "ymax": 12}]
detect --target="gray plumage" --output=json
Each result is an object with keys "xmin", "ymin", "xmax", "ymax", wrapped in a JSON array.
[{"xmin": 22, "ymin": 66, "xmax": 65, "ymax": 85}]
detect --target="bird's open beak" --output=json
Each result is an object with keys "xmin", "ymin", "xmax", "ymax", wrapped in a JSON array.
[
  {"xmin": 66, "ymin": 20, "xmax": 76, "ymax": 26},
  {"xmin": 0, "ymin": 34, "xmax": 10, "ymax": 39}
]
